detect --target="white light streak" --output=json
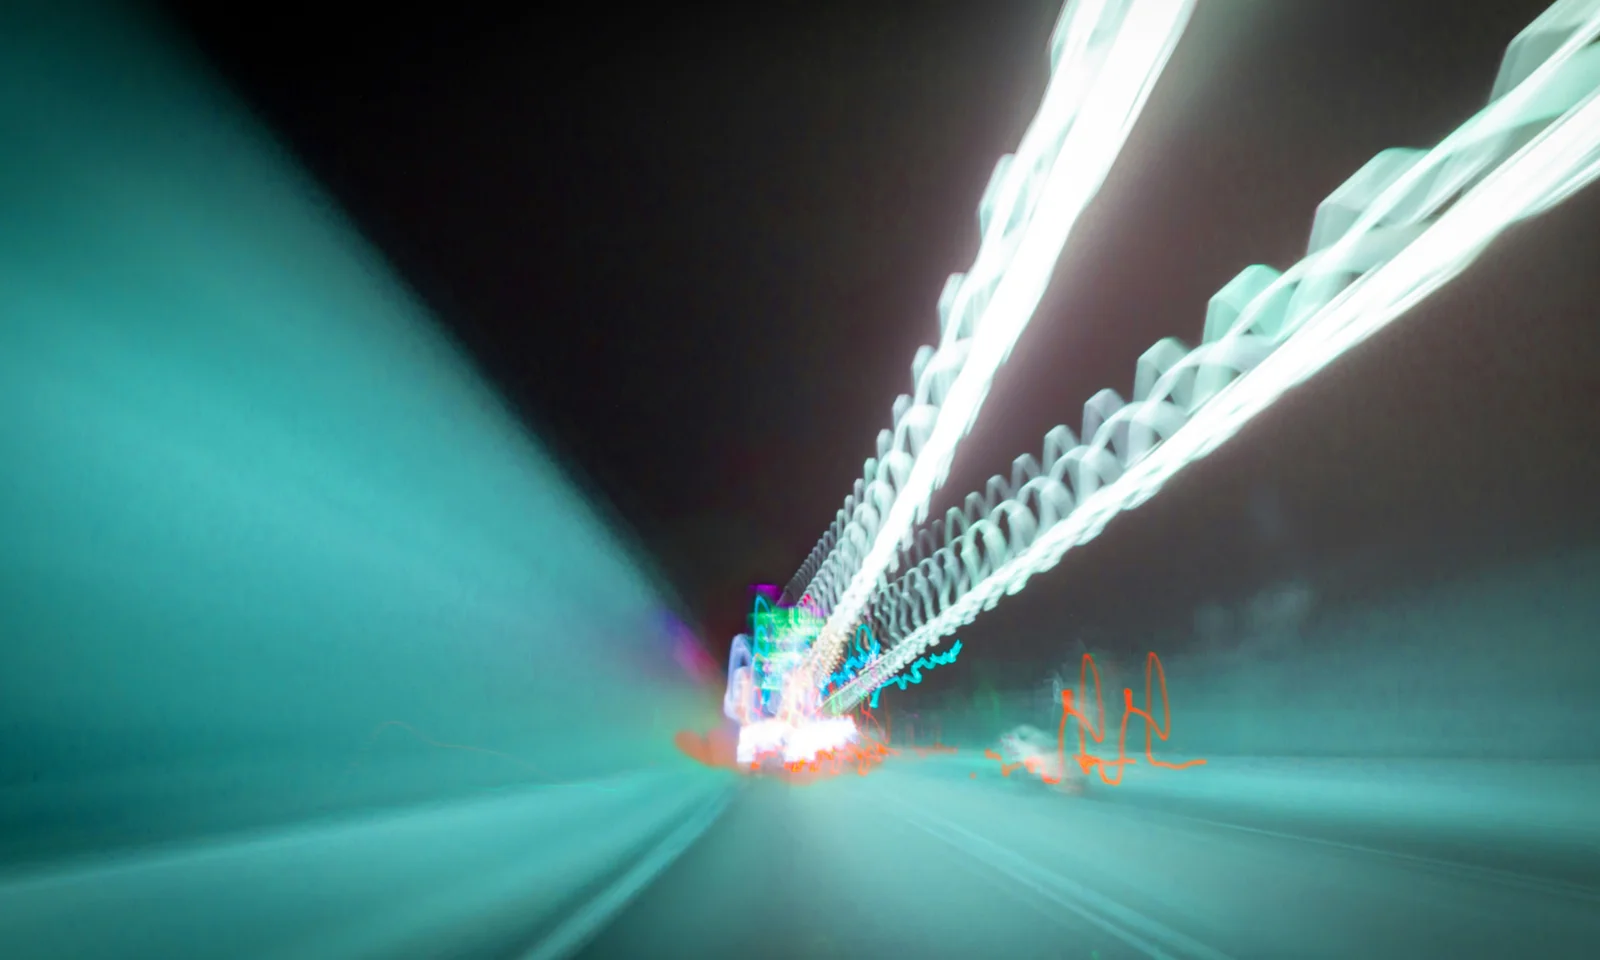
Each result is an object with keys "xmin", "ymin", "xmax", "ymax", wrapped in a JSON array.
[
  {"xmin": 787, "ymin": 1, "xmax": 1197, "ymax": 707},
  {"xmin": 827, "ymin": 1, "xmax": 1600, "ymax": 712}
]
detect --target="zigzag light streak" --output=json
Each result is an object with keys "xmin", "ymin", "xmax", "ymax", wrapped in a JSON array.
[
  {"xmin": 781, "ymin": 0, "xmax": 1144, "ymax": 612},
  {"xmin": 868, "ymin": 641, "xmax": 962, "ymax": 709},
  {"xmin": 826, "ymin": 0, "xmax": 1600, "ymax": 713},
  {"xmin": 786, "ymin": 0, "xmax": 1197, "ymax": 707}
]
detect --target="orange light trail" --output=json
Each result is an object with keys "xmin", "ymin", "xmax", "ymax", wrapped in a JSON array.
[{"xmin": 984, "ymin": 652, "xmax": 1205, "ymax": 787}]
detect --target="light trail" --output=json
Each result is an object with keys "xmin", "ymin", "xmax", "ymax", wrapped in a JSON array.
[
  {"xmin": 827, "ymin": 0, "xmax": 1600, "ymax": 712},
  {"xmin": 826, "ymin": 626, "xmax": 883, "ymax": 693},
  {"xmin": 982, "ymin": 652, "xmax": 1205, "ymax": 787},
  {"xmin": 868, "ymin": 640, "xmax": 962, "ymax": 709},
  {"xmin": 785, "ymin": 0, "xmax": 1198, "ymax": 708}
]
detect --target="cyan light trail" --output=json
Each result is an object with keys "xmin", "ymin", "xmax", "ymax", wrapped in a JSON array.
[
  {"xmin": 787, "ymin": 0, "xmax": 1198, "ymax": 698},
  {"xmin": 807, "ymin": 622, "xmax": 960, "ymax": 708},
  {"xmin": 868, "ymin": 641, "xmax": 962, "ymax": 709},
  {"xmin": 0, "ymin": 3, "xmax": 725, "ymax": 955},
  {"xmin": 826, "ymin": 0, "xmax": 1600, "ymax": 712},
  {"xmin": 826, "ymin": 626, "xmax": 883, "ymax": 693}
]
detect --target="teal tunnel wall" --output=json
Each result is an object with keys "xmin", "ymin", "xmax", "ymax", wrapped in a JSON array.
[{"xmin": 0, "ymin": 0, "xmax": 723, "ymax": 874}]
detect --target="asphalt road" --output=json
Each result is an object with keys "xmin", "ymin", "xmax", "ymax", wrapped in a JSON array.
[{"xmin": 580, "ymin": 754, "xmax": 1600, "ymax": 959}]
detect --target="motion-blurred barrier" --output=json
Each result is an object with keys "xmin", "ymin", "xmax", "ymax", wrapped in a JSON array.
[{"xmin": 0, "ymin": 2, "xmax": 731, "ymax": 954}]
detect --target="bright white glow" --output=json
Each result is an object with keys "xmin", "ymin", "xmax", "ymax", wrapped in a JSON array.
[
  {"xmin": 788, "ymin": 1, "xmax": 1198, "ymax": 706},
  {"xmin": 735, "ymin": 720, "xmax": 790, "ymax": 765},
  {"xmin": 736, "ymin": 717, "xmax": 860, "ymax": 766},
  {"xmin": 783, "ymin": 716, "xmax": 861, "ymax": 764},
  {"xmin": 827, "ymin": 2, "xmax": 1600, "ymax": 712}
]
